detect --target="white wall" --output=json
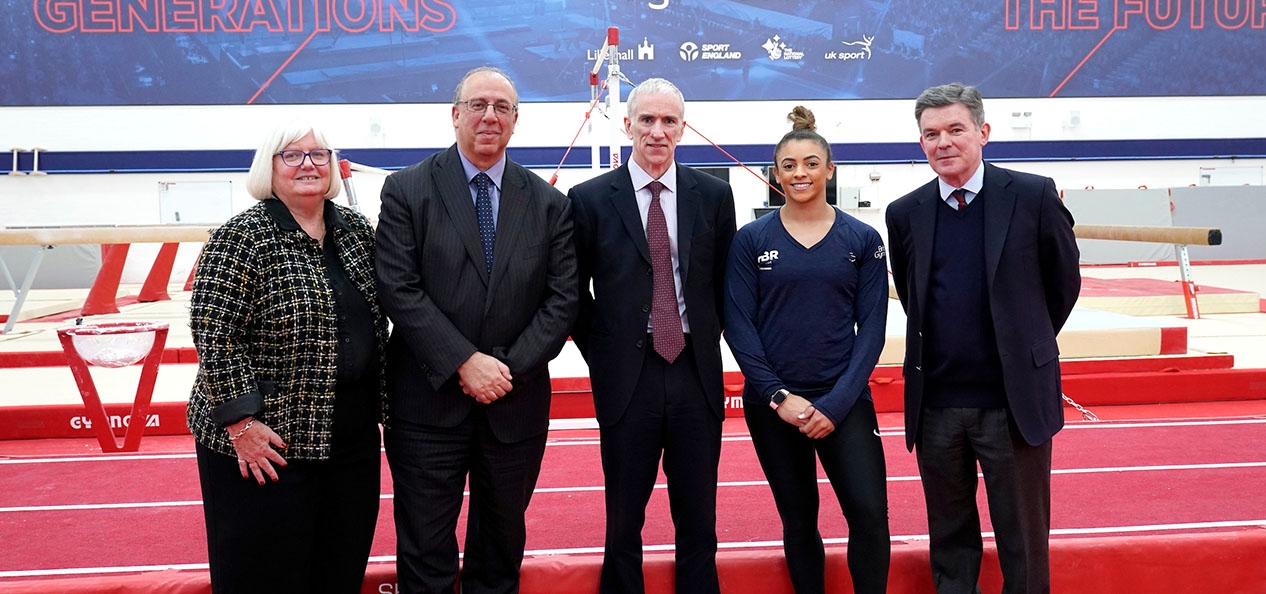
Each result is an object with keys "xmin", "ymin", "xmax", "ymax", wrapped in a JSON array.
[
  {"xmin": 4, "ymin": 96, "xmax": 1265, "ymax": 151},
  {"xmin": 2, "ymin": 95, "xmax": 1264, "ymax": 282}
]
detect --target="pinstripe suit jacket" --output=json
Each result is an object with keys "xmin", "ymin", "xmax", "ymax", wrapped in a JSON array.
[{"xmin": 375, "ymin": 145, "xmax": 578, "ymax": 443}]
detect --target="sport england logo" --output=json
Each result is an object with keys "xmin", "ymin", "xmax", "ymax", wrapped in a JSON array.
[
  {"xmin": 756, "ymin": 250, "xmax": 779, "ymax": 271},
  {"xmin": 680, "ymin": 42, "xmax": 699, "ymax": 61},
  {"xmin": 762, "ymin": 35, "xmax": 805, "ymax": 61},
  {"xmin": 680, "ymin": 41, "xmax": 742, "ymax": 62},
  {"xmin": 826, "ymin": 35, "xmax": 874, "ymax": 61}
]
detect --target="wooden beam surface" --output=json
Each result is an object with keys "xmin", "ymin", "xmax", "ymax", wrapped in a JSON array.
[
  {"xmin": 1074, "ymin": 224, "xmax": 1221, "ymax": 246},
  {"xmin": 0, "ymin": 226, "xmax": 215, "ymax": 246}
]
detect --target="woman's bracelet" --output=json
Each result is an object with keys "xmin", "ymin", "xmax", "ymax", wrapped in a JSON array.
[{"xmin": 227, "ymin": 418, "xmax": 255, "ymax": 442}]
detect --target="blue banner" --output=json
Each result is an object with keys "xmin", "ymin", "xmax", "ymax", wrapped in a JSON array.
[{"xmin": 3, "ymin": 0, "xmax": 1264, "ymax": 105}]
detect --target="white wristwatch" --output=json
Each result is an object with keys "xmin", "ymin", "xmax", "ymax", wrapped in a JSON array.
[{"xmin": 769, "ymin": 389, "xmax": 790, "ymax": 410}]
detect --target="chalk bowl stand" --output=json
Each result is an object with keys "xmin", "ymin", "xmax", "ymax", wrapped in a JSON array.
[{"xmin": 56, "ymin": 321, "xmax": 169, "ymax": 452}]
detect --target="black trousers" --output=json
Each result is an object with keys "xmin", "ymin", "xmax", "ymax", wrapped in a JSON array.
[
  {"xmin": 195, "ymin": 429, "xmax": 381, "ymax": 594},
  {"xmin": 746, "ymin": 396, "xmax": 890, "ymax": 594},
  {"xmin": 599, "ymin": 338, "xmax": 722, "ymax": 594},
  {"xmin": 385, "ymin": 407, "xmax": 548, "ymax": 594},
  {"xmin": 916, "ymin": 407, "xmax": 1053, "ymax": 594}
]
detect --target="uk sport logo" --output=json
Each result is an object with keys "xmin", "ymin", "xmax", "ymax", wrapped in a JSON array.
[
  {"xmin": 826, "ymin": 36, "xmax": 875, "ymax": 61},
  {"xmin": 842, "ymin": 35, "xmax": 874, "ymax": 59}
]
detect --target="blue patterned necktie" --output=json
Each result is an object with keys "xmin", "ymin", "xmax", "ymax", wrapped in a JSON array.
[{"xmin": 474, "ymin": 172, "xmax": 495, "ymax": 274}]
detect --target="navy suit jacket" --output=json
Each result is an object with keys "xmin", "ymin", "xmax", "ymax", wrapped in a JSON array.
[
  {"xmin": 375, "ymin": 145, "xmax": 578, "ymax": 443},
  {"xmin": 568, "ymin": 163, "xmax": 737, "ymax": 426},
  {"xmin": 886, "ymin": 162, "xmax": 1081, "ymax": 450}
]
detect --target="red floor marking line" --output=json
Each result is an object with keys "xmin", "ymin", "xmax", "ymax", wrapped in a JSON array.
[
  {"xmin": 0, "ymin": 563, "xmax": 208, "ymax": 579},
  {"xmin": 246, "ymin": 30, "xmax": 319, "ymax": 105},
  {"xmin": 0, "ymin": 453, "xmax": 195, "ymax": 465},
  {"xmin": 0, "ymin": 501, "xmax": 202, "ymax": 513},
  {"xmin": 3, "ymin": 418, "xmax": 1261, "ymax": 465},
  {"xmin": 1063, "ymin": 418, "xmax": 1266, "ymax": 430},
  {"xmin": 1050, "ymin": 27, "xmax": 1120, "ymax": 97},
  {"xmin": 1049, "ymin": 519, "xmax": 1266, "ymax": 536},
  {"xmin": 1051, "ymin": 461, "xmax": 1266, "ymax": 475}
]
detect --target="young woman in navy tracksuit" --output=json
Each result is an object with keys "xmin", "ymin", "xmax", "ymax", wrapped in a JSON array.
[{"xmin": 724, "ymin": 106, "xmax": 890, "ymax": 594}]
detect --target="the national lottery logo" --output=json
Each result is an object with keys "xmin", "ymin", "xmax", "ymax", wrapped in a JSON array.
[
  {"xmin": 756, "ymin": 250, "xmax": 779, "ymax": 271},
  {"xmin": 762, "ymin": 35, "xmax": 804, "ymax": 61},
  {"xmin": 826, "ymin": 35, "xmax": 875, "ymax": 61}
]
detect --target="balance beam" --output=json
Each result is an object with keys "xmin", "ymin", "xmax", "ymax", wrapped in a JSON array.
[
  {"xmin": 1073, "ymin": 224, "xmax": 1221, "ymax": 246},
  {"xmin": 0, "ymin": 226, "xmax": 217, "ymax": 331},
  {"xmin": 1072, "ymin": 224, "xmax": 1224, "ymax": 319},
  {"xmin": 0, "ymin": 225, "xmax": 214, "ymax": 246}
]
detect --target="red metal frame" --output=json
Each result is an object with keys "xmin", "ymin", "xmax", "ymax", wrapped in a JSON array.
[{"xmin": 55, "ymin": 322, "xmax": 170, "ymax": 452}]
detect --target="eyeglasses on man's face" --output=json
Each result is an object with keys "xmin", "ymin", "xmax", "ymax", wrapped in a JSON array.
[
  {"xmin": 274, "ymin": 148, "xmax": 333, "ymax": 167},
  {"xmin": 456, "ymin": 99, "xmax": 517, "ymax": 116}
]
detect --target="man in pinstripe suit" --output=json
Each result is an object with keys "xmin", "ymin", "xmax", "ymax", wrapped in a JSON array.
[{"xmin": 375, "ymin": 66, "xmax": 578, "ymax": 594}]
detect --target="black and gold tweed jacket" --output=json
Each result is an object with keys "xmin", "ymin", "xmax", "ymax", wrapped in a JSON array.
[{"xmin": 186, "ymin": 198, "xmax": 389, "ymax": 460}]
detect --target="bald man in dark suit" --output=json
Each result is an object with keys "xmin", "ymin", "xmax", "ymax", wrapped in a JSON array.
[
  {"xmin": 568, "ymin": 78, "xmax": 736, "ymax": 594},
  {"xmin": 375, "ymin": 67, "xmax": 577, "ymax": 594}
]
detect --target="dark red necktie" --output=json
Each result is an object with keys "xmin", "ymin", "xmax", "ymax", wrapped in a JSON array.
[
  {"xmin": 951, "ymin": 188, "xmax": 968, "ymax": 212},
  {"xmin": 646, "ymin": 181, "xmax": 684, "ymax": 363}
]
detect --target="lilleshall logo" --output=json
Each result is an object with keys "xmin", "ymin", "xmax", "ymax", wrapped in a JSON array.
[
  {"xmin": 638, "ymin": 37, "xmax": 655, "ymax": 60},
  {"xmin": 587, "ymin": 37, "xmax": 655, "ymax": 62},
  {"xmin": 826, "ymin": 35, "xmax": 875, "ymax": 61}
]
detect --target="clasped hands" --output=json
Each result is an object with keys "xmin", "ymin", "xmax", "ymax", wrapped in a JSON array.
[
  {"xmin": 777, "ymin": 393, "xmax": 836, "ymax": 439},
  {"xmin": 458, "ymin": 351, "xmax": 513, "ymax": 404}
]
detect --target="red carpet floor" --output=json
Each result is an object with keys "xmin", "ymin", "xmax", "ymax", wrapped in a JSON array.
[{"xmin": 3, "ymin": 402, "xmax": 1266, "ymax": 593}]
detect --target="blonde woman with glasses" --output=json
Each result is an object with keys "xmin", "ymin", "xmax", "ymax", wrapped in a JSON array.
[{"xmin": 187, "ymin": 121, "xmax": 388, "ymax": 593}]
